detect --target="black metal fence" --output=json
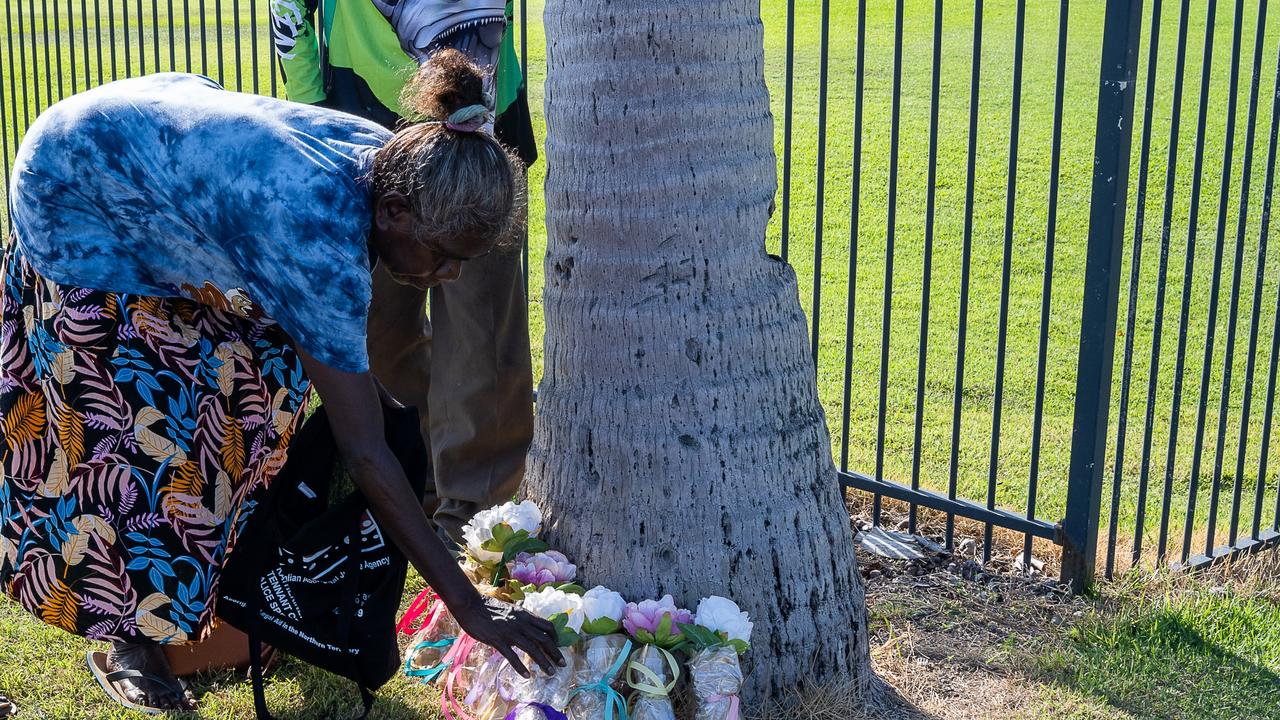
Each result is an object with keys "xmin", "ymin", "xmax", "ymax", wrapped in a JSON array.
[{"xmin": 1, "ymin": 0, "xmax": 1279, "ymax": 592}]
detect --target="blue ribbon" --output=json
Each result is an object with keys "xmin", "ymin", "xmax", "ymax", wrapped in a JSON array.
[
  {"xmin": 565, "ymin": 639, "xmax": 632, "ymax": 720},
  {"xmin": 503, "ymin": 702, "xmax": 567, "ymax": 720},
  {"xmin": 403, "ymin": 637, "xmax": 455, "ymax": 684}
]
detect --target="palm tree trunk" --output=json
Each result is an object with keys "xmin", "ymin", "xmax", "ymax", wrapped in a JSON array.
[{"xmin": 525, "ymin": 0, "xmax": 872, "ymax": 704}]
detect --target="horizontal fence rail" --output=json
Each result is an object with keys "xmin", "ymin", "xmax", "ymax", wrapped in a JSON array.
[{"xmin": 0, "ymin": 0, "xmax": 1278, "ymax": 590}]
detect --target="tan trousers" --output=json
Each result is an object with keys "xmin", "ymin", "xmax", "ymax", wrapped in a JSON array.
[{"xmin": 364, "ymin": 250, "xmax": 534, "ymax": 541}]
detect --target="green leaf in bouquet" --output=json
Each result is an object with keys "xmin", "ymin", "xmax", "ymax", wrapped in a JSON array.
[
  {"xmin": 634, "ymin": 628, "xmax": 657, "ymax": 646},
  {"xmin": 490, "ymin": 522, "xmax": 516, "ymax": 545},
  {"xmin": 654, "ymin": 613, "xmax": 689, "ymax": 651},
  {"xmin": 551, "ymin": 614, "xmax": 581, "ymax": 647},
  {"xmin": 728, "ymin": 638, "xmax": 750, "ymax": 655},
  {"xmin": 580, "ymin": 616, "xmax": 621, "ymax": 636},
  {"xmin": 676, "ymin": 623, "xmax": 722, "ymax": 651},
  {"xmin": 553, "ymin": 583, "xmax": 585, "ymax": 596},
  {"xmin": 500, "ymin": 536, "xmax": 549, "ymax": 565}
]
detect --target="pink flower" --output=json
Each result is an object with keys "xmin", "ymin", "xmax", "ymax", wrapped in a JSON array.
[
  {"xmin": 623, "ymin": 595, "xmax": 693, "ymax": 648},
  {"xmin": 507, "ymin": 550, "xmax": 577, "ymax": 588}
]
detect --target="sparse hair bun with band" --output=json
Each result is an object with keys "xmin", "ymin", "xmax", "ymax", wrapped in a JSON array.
[
  {"xmin": 400, "ymin": 48, "xmax": 488, "ymax": 124},
  {"xmin": 370, "ymin": 49, "xmax": 524, "ymax": 256}
]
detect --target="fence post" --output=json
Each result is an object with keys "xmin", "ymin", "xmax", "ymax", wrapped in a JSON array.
[{"xmin": 1060, "ymin": 0, "xmax": 1145, "ymax": 594}]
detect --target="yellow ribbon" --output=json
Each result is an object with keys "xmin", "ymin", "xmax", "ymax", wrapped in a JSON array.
[{"xmin": 625, "ymin": 646, "xmax": 680, "ymax": 702}]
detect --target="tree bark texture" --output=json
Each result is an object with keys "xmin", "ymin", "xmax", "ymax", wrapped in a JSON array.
[{"xmin": 524, "ymin": 0, "xmax": 872, "ymax": 705}]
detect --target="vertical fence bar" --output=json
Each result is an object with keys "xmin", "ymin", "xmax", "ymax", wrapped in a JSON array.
[
  {"xmin": 16, "ymin": 0, "xmax": 30, "ymax": 128},
  {"xmin": 1153, "ymin": 0, "xmax": 1193, "ymax": 563},
  {"xmin": 0, "ymin": 38, "xmax": 9, "ymax": 187},
  {"xmin": 810, "ymin": 0, "xmax": 830, "ymax": 370},
  {"xmin": 1121, "ymin": 1, "xmax": 1168, "ymax": 572},
  {"xmin": 873, "ymin": 0, "xmax": 905, "ymax": 525},
  {"xmin": 184, "ymin": 0, "xmax": 191, "ymax": 72},
  {"xmin": 780, "ymin": 0, "xmax": 794, "ymax": 261},
  {"xmin": 94, "ymin": 0, "xmax": 104, "ymax": 84},
  {"xmin": 39, "ymin": 0, "xmax": 52, "ymax": 106},
  {"xmin": 1248, "ymin": 31, "xmax": 1280, "ymax": 541},
  {"xmin": 1202, "ymin": 0, "xmax": 1248, "ymax": 558},
  {"xmin": 152, "ymin": 0, "xmax": 161, "ymax": 72},
  {"xmin": 5, "ymin": 0, "xmax": 23, "ymax": 150},
  {"xmin": 1162, "ymin": 0, "xmax": 1216, "ymax": 565},
  {"xmin": 134, "ymin": 0, "xmax": 144, "ymax": 74},
  {"xmin": 167, "ymin": 0, "xmax": 175, "ymax": 71},
  {"xmin": 233, "ymin": 0, "xmax": 242, "ymax": 90},
  {"xmin": 985, "ymin": 0, "xmax": 1026, "ymax": 564},
  {"xmin": 1255, "ymin": 42, "xmax": 1280, "ymax": 538},
  {"xmin": 21, "ymin": 0, "xmax": 39, "ymax": 117},
  {"xmin": 107, "ymin": 0, "xmax": 118, "ymax": 80},
  {"xmin": 1180, "ymin": 0, "xmax": 1229, "ymax": 565},
  {"xmin": 1224, "ymin": 0, "xmax": 1269, "ymax": 547},
  {"xmin": 80, "ymin": 0, "xmax": 89, "ymax": 90},
  {"xmin": 51, "ymin": 0, "xmax": 63, "ymax": 100},
  {"xmin": 267, "ymin": 0, "xmax": 276, "ymax": 96},
  {"xmin": 249, "ymin": 0, "xmax": 258, "ymax": 93},
  {"xmin": 66, "ymin": 0, "xmax": 76, "ymax": 94},
  {"xmin": 947, "ymin": 0, "xmax": 984, "ymax": 550},
  {"xmin": 1029, "ymin": 0, "xmax": 1071, "ymax": 569},
  {"xmin": 121, "ymin": 0, "xmax": 131, "ymax": 76},
  {"xmin": 214, "ymin": 0, "xmax": 223, "ymax": 84},
  {"xmin": 839, "ymin": 0, "xmax": 867, "ymax": 474},
  {"xmin": 1061, "ymin": 0, "xmax": 1145, "ymax": 593},
  {"xmin": 910, "ymin": 0, "xmax": 944, "ymax": 534},
  {"xmin": 199, "ymin": 0, "xmax": 207, "ymax": 76}
]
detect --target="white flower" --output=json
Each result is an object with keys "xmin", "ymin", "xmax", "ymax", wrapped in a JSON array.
[
  {"xmin": 521, "ymin": 587, "xmax": 585, "ymax": 633},
  {"xmin": 695, "ymin": 596, "xmax": 753, "ymax": 645},
  {"xmin": 461, "ymin": 500, "xmax": 543, "ymax": 563},
  {"xmin": 581, "ymin": 586, "xmax": 626, "ymax": 624}
]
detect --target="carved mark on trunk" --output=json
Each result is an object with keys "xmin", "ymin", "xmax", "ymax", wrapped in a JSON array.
[
  {"xmin": 634, "ymin": 253, "xmax": 695, "ymax": 308},
  {"xmin": 553, "ymin": 255, "xmax": 575, "ymax": 282},
  {"xmin": 684, "ymin": 338, "xmax": 702, "ymax": 365}
]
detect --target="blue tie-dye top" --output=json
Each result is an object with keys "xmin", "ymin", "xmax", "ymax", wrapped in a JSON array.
[{"xmin": 8, "ymin": 73, "xmax": 394, "ymax": 373}]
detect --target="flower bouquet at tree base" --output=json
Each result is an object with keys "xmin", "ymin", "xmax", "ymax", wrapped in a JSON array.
[
  {"xmin": 623, "ymin": 596, "xmax": 691, "ymax": 720},
  {"xmin": 566, "ymin": 587, "xmax": 632, "ymax": 720},
  {"xmin": 680, "ymin": 597, "xmax": 753, "ymax": 720},
  {"xmin": 497, "ymin": 586, "xmax": 585, "ymax": 717}
]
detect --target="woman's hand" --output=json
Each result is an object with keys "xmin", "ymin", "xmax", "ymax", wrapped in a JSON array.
[{"xmin": 453, "ymin": 595, "xmax": 564, "ymax": 677}]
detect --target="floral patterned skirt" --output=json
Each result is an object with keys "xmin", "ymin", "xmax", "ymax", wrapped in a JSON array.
[{"xmin": 0, "ymin": 243, "xmax": 311, "ymax": 644}]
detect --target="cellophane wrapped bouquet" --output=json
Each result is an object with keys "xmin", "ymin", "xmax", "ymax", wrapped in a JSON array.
[
  {"xmin": 622, "ymin": 596, "xmax": 691, "ymax": 720},
  {"xmin": 397, "ymin": 501, "xmax": 753, "ymax": 720},
  {"xmin": 679, "ymin": 597, "xmax": 753, "ymax": 720},
  {"xmin": 498, "ymin": 586, "xmax": 584, "ymax": 717},
  {"xmin": 565, "ymin": 586, "xmax": 631, "ymax": 719}
]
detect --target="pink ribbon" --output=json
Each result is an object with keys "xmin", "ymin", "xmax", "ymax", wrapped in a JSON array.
[
  {"xmin": 709, "ymin": 694, "xmax": 741, "ymax": 719},
  {"xmin": 440, "ymin": 633, "xmax": 479, "ymax": 720},
  {"xmin": 398, "ymin": 587, "xmax": 440, "ymax": 635}
]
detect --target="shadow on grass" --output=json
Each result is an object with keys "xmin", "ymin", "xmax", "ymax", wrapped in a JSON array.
[
  {"xmin": 187, "ymin": 654, "xmax": 433, "ymax": 720},
  {"xmin": 1036, "ymin": 606, "xmax": 1280, "ymax": 720}
]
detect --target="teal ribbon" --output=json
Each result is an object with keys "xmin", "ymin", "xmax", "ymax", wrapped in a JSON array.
[
  {"xmin": 566, "ymin": 639, "xmax": 632, "ymax": 720},
  {"xmin": 403, "ymin": 637, "xmax": 456, "ymax": 684}
]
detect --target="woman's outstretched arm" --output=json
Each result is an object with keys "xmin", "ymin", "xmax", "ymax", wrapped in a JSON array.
[{"xmin": 296, "ymin": 346, "xmax": 562, "ymax": 676}]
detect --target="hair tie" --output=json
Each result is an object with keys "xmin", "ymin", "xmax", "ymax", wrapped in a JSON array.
[{"xmin": 445, "ymin": 104, "xmax": 491, "ymax": 132}]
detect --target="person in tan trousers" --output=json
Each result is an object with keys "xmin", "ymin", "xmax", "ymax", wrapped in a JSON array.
[{"xmin": 272, "ymin": 0, "xmax": 537, "ymax": 540}]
